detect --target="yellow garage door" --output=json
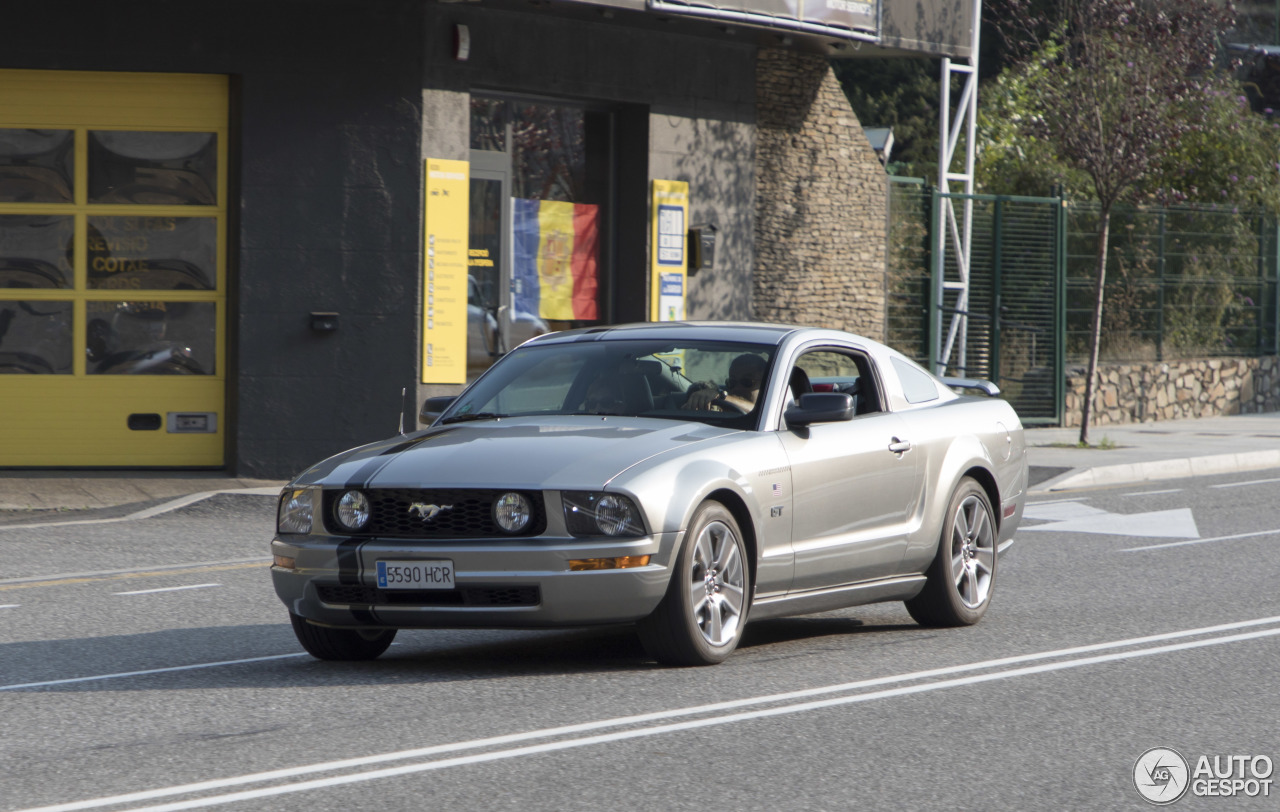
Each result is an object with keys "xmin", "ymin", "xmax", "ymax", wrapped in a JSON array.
[{"xmin": 0, "ymin": 70, "xmax": 227, "ymax": 466}]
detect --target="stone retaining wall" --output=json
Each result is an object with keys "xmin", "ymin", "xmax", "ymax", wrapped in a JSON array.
[
  {"xmin": 1064, "ymin": 357, "xmax": 1280, "ymax": 427},
  {"xmin": 751, "ymin": 48, "xmax": 888, "ymax": 339}
]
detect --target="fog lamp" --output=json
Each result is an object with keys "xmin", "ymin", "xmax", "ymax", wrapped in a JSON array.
[
  {"xmin": 494, "ymin": 492, "xmax": 532, "ymax": 533},
  {"xmin": 335, "ymin": 490, "xmax": 371, "ymax": 531}
]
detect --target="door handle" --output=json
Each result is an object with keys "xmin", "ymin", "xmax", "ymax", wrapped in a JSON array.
[{"xmin": 888, "ymin": 437, "xmax": 912, "ymax": 455}]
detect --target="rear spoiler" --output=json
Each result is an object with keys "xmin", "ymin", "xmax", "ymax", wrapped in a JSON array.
[{"xmin": 941, "ymin": 377, "xmax": 1001, "ymax": 397}]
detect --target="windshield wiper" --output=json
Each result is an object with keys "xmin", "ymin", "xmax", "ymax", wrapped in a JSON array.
[{"xmin": 439, "ymin": 411, "xmax": 504, "ymax": 424}]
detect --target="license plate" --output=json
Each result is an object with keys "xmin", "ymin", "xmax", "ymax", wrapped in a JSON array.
[{"xmin": 376, "ymin": 560, "xmax": 455, "ymax": 590}]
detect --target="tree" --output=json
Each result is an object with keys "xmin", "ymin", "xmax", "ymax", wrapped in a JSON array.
[{"xmin": 998, "ymin": 0, "xmax": 1236, "ymax": 443}]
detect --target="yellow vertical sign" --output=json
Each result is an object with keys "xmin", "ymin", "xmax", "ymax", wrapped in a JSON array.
[
  {"xmin": 649, "ymin": 180, "xmax": 689, "ymax": 322},
  {"xmin": 423, "ymin": 159, "xmax": 470, "ymax": 383}
]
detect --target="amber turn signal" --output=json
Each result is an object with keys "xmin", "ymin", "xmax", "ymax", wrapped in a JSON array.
[
  {"xmin": 568, "ymin": 555, "xmax": 651, "ymax": 571},
  {"xmin": 273, "ymin": 555, "xmax": 296, "ymax": 569}
]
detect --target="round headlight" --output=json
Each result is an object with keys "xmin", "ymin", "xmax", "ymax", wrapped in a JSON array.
[
  {"xmin": 335, "ymin": 490, "xmax": 371, "ymax": 531},
  {"xmin": 494, "ymin": 492, "xmax": 532, "ymax": 533},
  {"xmin": 595, "ymin": 494, "xmax": 637, "ymax": 536}
]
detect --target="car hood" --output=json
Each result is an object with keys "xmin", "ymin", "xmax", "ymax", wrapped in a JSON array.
[{"xmin": 292, "ymin": 416, "xmax": 739, "ymax": 491}]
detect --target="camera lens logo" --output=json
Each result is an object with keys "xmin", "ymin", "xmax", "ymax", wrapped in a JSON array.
[{"xmin": 1134, "ymin": 747, "xmax": 1191, "ymax": 805}]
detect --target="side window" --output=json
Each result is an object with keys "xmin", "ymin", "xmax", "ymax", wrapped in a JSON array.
[
  {"xmin": 792, "ymin": 349, "xmax": 880, "ymax": 415},
  {"xmin": 892, "ymin": 357, "xmax": 941, "ymax": 404}
]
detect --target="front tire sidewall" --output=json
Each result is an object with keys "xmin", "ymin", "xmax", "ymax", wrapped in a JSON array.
[{"xmin": 639, "ymin": 501, "xmax": 750, "ymax": 666}]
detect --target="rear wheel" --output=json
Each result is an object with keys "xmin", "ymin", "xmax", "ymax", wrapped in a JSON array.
[
  {"xmin": 638, "ymin": 501, "xmax": 749, "ymax": 666},
  {"xmin": 289, "ymin": 612, "xmax": 396, "ymax": 660},
  {"xmin": 904, "ymin": 478, "xmax": 997, "ymax": 627}
]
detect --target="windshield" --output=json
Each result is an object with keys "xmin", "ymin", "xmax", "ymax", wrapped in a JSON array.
[{"xmin": 441, "ymin": 338, "xmax": 777, "ymax": 428}]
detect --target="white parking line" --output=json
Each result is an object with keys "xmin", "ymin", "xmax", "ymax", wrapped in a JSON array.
[
  {"xmin": 113, "ymin": 584, "xmax": 221, "ymax": 596},
  {"xmin": 1210, "ymin": 477, "xmax": 1280, "ymax": 489},
  {"xmin": 13, "ymin": 615, "xmax": 1280, "ymax": 812},
  {"xmin": 1120, "ymin": 527, "xmax": 1280, "ymax": 552}
]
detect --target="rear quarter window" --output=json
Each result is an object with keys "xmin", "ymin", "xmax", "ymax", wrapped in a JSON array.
[{"xmin": 892, "ymin": 357, "xmax": 940, "ymax": 404}]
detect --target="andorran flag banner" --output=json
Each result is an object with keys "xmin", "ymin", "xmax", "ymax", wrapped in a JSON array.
[{"xmin": 513, "ymin": 198, "xmax": 599, "ymax": 321}]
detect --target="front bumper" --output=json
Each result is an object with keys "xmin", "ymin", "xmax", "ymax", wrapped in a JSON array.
[{"xmin": 271, "ymin": 531, "xmax": 681, "ymax": 629}]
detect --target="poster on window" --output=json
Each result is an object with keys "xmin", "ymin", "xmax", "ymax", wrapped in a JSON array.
[
  {"xmin": 649, "ymin": 180, "xmax": 688, "ymax": 322},
  {"xmin": 422, "ymin": 159, "xmax": 469, "ymax": 384},
  {"xmin": 512, "ymin": 198, "xmax": 599, "ymax": 322}
]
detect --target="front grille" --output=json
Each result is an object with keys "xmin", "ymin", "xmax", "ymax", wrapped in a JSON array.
[
  {"xmin": 323, "ymin": 489, "xmax": 546, "ymax": 538},
  {"xmin": 316, "ymin": 584, "xmax": 540, "ymax": 607}
]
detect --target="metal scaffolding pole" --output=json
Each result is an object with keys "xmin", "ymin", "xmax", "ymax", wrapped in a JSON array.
[{"xmin": 932, "ymin": 0, "xmax": 982, "ymax": 376}]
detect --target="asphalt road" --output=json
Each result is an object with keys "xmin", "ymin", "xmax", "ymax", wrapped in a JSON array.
[{"xmin": 2, "ymin": 474, "xmax": 1279, "ymax": 812}]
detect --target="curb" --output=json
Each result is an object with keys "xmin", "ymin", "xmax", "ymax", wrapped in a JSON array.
[{"xmin": 1030, "ymin": 449, "xmax": 1280, "ymax": 494}]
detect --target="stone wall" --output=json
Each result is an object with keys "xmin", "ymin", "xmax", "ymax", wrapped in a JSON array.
[
  {"xmin": 752, "ymin": 48, "xmax": 888, "ymax": 339},
  {"xmin": 1064, "ymin": 357, "xmax": 1280, "ymax": 427}
]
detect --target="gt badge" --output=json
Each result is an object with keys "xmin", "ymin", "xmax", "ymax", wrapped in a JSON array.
[{"xmin": 409, "ymin": 503, "xmax": 453, "ymax": 521}]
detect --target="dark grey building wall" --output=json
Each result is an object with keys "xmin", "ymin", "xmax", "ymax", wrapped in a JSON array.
[
  {"xmin": 1, "ymin": 1, "xmax": 772, "ymax": 478},
  {"xmin": 1, "ymin": 0, "xmax": 428, "ymax": 479}
]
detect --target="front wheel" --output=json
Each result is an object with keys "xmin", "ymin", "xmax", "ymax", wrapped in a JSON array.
[
  {"xmin": 905, "ymin": 478, "xmax": 997, "ymax": 627},
  {"xmin": 289, "ymin": 613, "xmax": 397, "ymax": 660},
  {"xmin": 638, "ymin": 501, "xmax": 750, "ymax": 666}
]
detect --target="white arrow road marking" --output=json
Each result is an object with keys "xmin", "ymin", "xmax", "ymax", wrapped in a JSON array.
[
  {"xmin": 1022, "ymin": 506, "xmax": 1200, "ymax": 539},
  {"xmin": 1023, "ymin": 502, "xmax": 1109, "ymax": 522}
]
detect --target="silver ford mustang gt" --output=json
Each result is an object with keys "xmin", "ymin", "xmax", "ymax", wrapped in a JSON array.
[{"xmin": 271, "ymin": 322, "xmax": 1027, "ymax": 666}]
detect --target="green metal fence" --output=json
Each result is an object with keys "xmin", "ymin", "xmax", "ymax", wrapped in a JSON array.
[
  {"xmin": 1065, "ymin": 203, "xmax": 1280, "ymax": 364},
  {"xmin": 886, "ymin": 182, "xmax": 1065, "ymax": 424},
  {"xmin": 887, "ymin": 185, "xmax": 1280, "ymax": 425}
]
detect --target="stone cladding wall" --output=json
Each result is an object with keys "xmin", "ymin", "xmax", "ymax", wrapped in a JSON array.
[
  {"xmin": 752, "ymin": 48, "xmax": 888, "ymax": 339},
  {"xmin": 1064, "ymin": 357, "xmax": 1280, "ymax": 427}
]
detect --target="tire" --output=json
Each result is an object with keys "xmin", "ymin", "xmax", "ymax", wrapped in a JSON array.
[
  {"xmin": 904, "ymin": 478, "xmax": 997, "ymax": 627},
  {"xmin": 289, "ymin": 612, "xmax": 397, "ymax": 661},
  {"xmin": 637, "ymin": 501, "xmax": 750, "ymax": 666}
]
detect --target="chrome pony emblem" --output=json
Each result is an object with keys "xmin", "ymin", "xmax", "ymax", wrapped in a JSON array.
[{"xmin": 408, "ymin": 503, "xmax": 453, "ymax": 521}]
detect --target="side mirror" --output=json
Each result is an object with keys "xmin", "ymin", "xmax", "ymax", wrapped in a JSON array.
[
  {"xmin": 784, "ymin": 392, "xmax": 854, "ymax": 427},
  {"xmin": 420, "ymin": 396, "xmax": 457, "ymax": 425}
]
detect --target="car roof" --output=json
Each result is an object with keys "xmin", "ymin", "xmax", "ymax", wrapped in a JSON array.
[{"xmin": 526, "ymin": 321, "xmax": 824, "ymax": 348}]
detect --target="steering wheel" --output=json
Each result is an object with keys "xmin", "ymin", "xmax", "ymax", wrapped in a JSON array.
[{"xmin": 710, "ymin": 396, "xmax": 750, "ymax": 414}]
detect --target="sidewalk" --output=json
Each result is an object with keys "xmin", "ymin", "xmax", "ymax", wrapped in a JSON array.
[
  {"xmin": 0, "ymin": 470, "xmax": 285, "ymax": 512},
  {"xmin": 1026, "ymin": 411, "xmax": 1280, "ymax": 493},
  {"xmin": 0, "ymin": 412, "xmax": 1278, "ymax": 512}
]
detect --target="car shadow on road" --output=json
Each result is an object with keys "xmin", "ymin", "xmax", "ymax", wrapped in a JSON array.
[{"xmin": 0, "ymin": 612, "xmax": 934, "ymax": 691}]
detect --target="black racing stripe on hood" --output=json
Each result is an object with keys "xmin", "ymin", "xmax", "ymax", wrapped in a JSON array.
[
  {"xmin": 344, "ymin": 456, "xmax": 394, "ymax": 490},
  {"xmin": 378, "ymin": 428, "xmax": 458, "ymax": 457}
]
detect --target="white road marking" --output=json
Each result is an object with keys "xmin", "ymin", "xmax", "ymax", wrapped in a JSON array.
[
  {"xmin": 0, "ymin": 488, "xmax": 280, "ymax": 531},
  {"xmin": 1022, "ymin": 502, "xmax": 1108, "ymax": 522},
  {"xmin": 113, "ymin": 584, "xmax": 221, "ymax": 596},
  {"xmin": 1210, "ymin": 477, "xmax": 1280, "ymax": 489},
  {"xmin": 1121, "ymin": 488, "xmax": 1183, "ymax": 497},
  {"xmin": 1119, "ymin": 527, "xmax": 1280, "ymax": 552},
  {"xmin": 0, "ymin": 604, "xmax": 19, "ymax": 609},
  {"xmin": 1022, "ymin": 507, "xmax": 1200, "ymax": 539},
  {"xmin": 0, "ymin": 559, "xmax": 266, "ymax": 588},
  {"xmin": 0, "ymin": 653, "xmax": 309, "ymax": 693},
  {"xmin": 14, "ymin": 615, "xmax": 1280, "ymax": 812}
]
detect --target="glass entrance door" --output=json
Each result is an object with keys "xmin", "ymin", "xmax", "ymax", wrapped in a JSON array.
[{"xmin": 467, "ymin": 95, "xmax": 612, "ymax": 378}]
